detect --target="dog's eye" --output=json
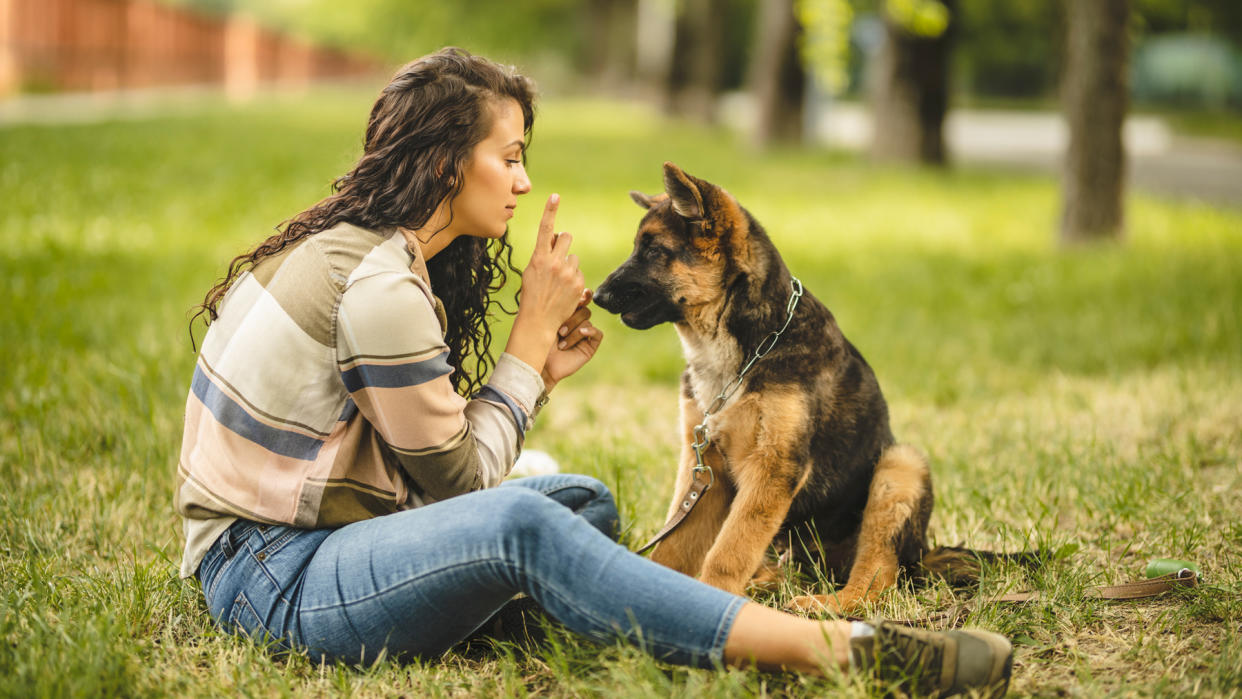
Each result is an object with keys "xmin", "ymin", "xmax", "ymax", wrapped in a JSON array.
[{"xmin": 642, "ymin": 245, "xmax": 672, "ymax": 262}]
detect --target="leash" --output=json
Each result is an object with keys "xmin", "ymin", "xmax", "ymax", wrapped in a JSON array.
[
  {"xmin": 990, "ymin": 567, "xmax": 1201, "ymax": 603},
  {"xmin": 636, "ymin": 277, "xmax": 804, "ymax": 555},
  {"xmin": 849, "ymin": 568, "xmax": 1202, "ymax": 628}
]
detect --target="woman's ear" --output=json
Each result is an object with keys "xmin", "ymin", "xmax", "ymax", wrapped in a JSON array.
[{"xmin": 662, "ymin": 162, "xmax": 704, "ymax": 220}]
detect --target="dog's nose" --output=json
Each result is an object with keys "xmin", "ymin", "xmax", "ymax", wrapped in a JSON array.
[
  {"xmin": 593, "ymin": 273, "xmax": 635, "ymax": 314},
  {"xmin": 593, "ymin": 282, "xmax": 621, "ymax": 313}
]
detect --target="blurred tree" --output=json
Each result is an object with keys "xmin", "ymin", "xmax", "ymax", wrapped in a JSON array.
[
  {"xmin": 955, "ymin": 0, "xmax": 1061, "ymax": 99},
  {"xmin": 584, "ymin": 0, "xmax": 639, "ymax": 89},
  {"xmin": 1061, "ymin": 0, "xmax": 1130, "ymax": 243},
  {"xmin": 954, "ymin": 0, "xmax": 1242, "ymax": 103},
  {"xmin": 635, "ymin": 0, "xmax": 677, "ymax": 92},
  {"xmin": 165, "ymin": 0, "xmax": 586, "ymax": 66},
  {"xmin": 871, "ymin": 0, "xmax": 955, "ymax": 165},
  {"xmin": 164, "ymin": 0, "xmax": 1242, "ymax": 109},
  {"xmin": 796, "ymin": 0, "xmax": 854, "ymax": 96},
  {"xmin": 665, "ymin": 0, "xmax": 729, "ymax": 121},
  {"xmin": 1132, "ymin": 0, "xmax": 1242, "ymax": 43},
  {"xmin": 649, "ymin": 0, "xmax": 755, "ymax": 122},
  {"xmin": 748, "ymin": 0, "xmax": 806, "ymax": 147}
]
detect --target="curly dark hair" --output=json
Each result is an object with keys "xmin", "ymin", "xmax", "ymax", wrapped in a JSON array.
[{"xmin": 191, "ymin": 48, "xmax": 535, "ymax": 396}]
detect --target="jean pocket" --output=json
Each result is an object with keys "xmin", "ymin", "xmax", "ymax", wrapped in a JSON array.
[
  {"xmin": 250, "ymin": 526, "xmax": 331, "ymax": 590},
  {"xmin": 227, "ymin": 591, "xmax": 275, "ymax": 643},
  {"xmin": 253, "ymin": 525, "xmax": 301, "ymax": 559},
  {"xmin": 204, "ymin": 523, "xmax": 263, "ymax": 606}
]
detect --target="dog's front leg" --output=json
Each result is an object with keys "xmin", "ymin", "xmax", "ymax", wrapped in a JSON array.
[
  {"xmin": 697, "ymin": 466, "xmax": 800, "ymax": 595},
  {"xmin": 650, "ymin": 391, "xmax": 734, "ymax": 576},
  {"xmin": 697, "ymin": 393, "xmax": 808, "ymax": 596}
]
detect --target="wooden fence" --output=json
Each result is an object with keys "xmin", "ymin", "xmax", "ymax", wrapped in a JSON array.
[{"xmin": 0, "ymin": 0, "xmax": 379, "ymax": 97}]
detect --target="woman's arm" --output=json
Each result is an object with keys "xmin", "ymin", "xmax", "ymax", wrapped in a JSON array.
[
  {"xmin": 502, "ymin": 194, "xmax": 588, "ymax": 376},
  {"xmin": 336, "ymin": 271, "xmax": 543, "ymax": 500},
  {"xmin": 504, "ymin": 194, "xmax": 603, "ymax": 393}
]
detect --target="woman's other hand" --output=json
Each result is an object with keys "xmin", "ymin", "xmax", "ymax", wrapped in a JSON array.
[
  {"xmin": 505, "ymin": 194, "xmax": 588, "ymax": 375},
  {"xmin": 542, "ymin": 289, "xmax": 604, "ymax": 391}
]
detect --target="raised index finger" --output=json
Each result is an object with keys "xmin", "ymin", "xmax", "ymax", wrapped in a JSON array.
[{"xmin": 536, "ymin": 193, "xmax": 560, "ymax": 252}]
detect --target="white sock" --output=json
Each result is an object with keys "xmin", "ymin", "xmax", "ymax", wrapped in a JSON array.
[
  {"xmin": 848, "ymin": 621, "xmax": 875, "ymax": 671},
  {"xmin": 850, "ymin": 621, "xmax": 875, "ymax": 638}
]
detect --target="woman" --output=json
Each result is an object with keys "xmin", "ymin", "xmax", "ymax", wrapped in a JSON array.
[{"xmin": 176, "ymin": 48, "xmax": 1011, "ymax": 696}]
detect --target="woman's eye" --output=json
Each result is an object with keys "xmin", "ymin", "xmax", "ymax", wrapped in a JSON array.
[{"xmin": 505, "ymin": 159, "xmax": 521, "ymax": 166}]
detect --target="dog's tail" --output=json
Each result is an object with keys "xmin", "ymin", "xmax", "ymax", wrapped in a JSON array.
[{"xmin": 918, "ymin": 545, "xmax": 1047, "ymax": 586}]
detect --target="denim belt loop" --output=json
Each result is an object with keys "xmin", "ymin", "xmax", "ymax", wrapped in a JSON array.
[{"xmin": 221, "ymin": 524, "xmax": 241, "ymax": 559}]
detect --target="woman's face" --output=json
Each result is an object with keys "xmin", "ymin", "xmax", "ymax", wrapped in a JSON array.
[{"xmin": 448, "ymin": 98, "xmax": 531, "ymax": 239}]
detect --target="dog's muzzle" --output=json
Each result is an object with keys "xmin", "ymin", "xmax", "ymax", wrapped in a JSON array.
[{"xmin": 593, "ymin": 278, "xmax": 641, "ymax": 315}]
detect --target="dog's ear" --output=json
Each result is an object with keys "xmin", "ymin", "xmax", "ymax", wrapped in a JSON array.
[
  {"xmin": 662, "ymin": 162, "xmax": 704, "ymax": 220},
  {"xmin": 629, "ymin": 190, "xmax": 665, "ymax": 210},
  {"xmin": 630, "ymin": 190, "xmax": 654, "ymax": 209}
]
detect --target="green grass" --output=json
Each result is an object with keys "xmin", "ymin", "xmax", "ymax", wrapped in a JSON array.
[
  {"xmin": 2, "ymin": 87, "xmax": 1240, "ymax": 697},
  {"xmin": 1158, "ymin": 108, "xmax": 1242, "ymax": 144}
]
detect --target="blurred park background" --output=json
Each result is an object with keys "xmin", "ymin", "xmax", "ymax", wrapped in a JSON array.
[
  {"xmin": 2, "ymin": 0, "xmax": 1241, "ymax": 696},
  {"xmin": 5, "ymin": 0, "xmax": 1242, "ymax": 216}
]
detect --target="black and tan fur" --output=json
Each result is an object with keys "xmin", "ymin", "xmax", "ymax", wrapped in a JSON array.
[{"xmin": 595, "ymin": 162, "xmax": 953, "ymax": 613}]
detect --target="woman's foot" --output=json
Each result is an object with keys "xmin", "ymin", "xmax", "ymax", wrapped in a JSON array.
[{"xmin": 850, "ymin": 620, "xmax": 1013, "ymax": 698}]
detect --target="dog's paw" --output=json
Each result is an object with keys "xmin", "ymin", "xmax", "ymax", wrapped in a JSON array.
[
  {"xmin": 746, "ymin": 563, "xmax": 784, "ymax": 592},
  {"xmin": 784, "ymin": 593, "xmax": 858, "ymax": 616}
]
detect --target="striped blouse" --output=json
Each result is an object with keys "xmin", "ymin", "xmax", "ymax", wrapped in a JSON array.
[{"xmin": 175, "ymin": 222, "xmax": 543, "ymax": 578}]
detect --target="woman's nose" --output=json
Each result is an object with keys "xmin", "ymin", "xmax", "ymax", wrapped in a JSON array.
[{"xmin": 513, "ymin": 164, "xmax": 532, "ymax": 195}]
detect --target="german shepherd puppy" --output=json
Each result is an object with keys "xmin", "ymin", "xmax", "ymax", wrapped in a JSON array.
[{"xmin": 595, "ymin": 162, "xmax": 949, "ymax": 613}]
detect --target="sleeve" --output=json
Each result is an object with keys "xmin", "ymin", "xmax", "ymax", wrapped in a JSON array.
[{"xmin": 335, "ymin": 271, "xmax": 545, "ymax": 500}]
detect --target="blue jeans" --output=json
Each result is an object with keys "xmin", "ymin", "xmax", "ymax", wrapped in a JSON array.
[{"xmin": 197, "ymin": 474, "xmax": 746, "ymax": 668}]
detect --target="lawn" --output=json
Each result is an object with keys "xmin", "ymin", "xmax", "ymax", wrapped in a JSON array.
[{"xmin": 1, "ymin": 86, "xmax": 1240, "ymax": 697}]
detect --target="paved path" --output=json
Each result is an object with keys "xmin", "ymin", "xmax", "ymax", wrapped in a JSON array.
[
  {"xmin": 5, "ymin": 89, "xmax": 1241, "ymax": 207},
  {"xmin": 0, "ymin": 85, "xmax": 232, "ymax": 125},
  {"xmin": 734, "ymin": 98, "xmax": 1242, "ymax": 208}
]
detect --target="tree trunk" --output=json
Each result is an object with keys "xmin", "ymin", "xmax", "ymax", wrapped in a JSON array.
[
  {"xmin": 748, "ymin": 0, "xmax": 806, "ymax": 148},
  {"xmin": 664, "ymin": 0, "xmax": 728, "ymax": 121},
  {"xmin": 635, "ymin": 0, "xmax": 677, "ymax": 103},
  {"xmin": 870, "ymin": 0, "xmax": 955, "ymax": 165},
  {"xmin": 1061, "ymin": 0, "xmax": 1130, "ymax": 243},
  {"xmin": 583, "ymin": 0, "xmax": 638, "ymax": 90}
]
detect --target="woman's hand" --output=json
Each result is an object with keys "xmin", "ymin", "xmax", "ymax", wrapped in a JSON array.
[
  {"xmin": 504, "ymin": 194, "xmax": 588, "ymax": 376},
  {"xmin": 541, "ymin": 289, "xmax": 604, "ymax": 391}
]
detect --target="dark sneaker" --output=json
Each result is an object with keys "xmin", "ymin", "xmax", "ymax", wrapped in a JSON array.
[{"xmin": 850, "ymin": 620, "xmax": 1013, "ymax": 698}]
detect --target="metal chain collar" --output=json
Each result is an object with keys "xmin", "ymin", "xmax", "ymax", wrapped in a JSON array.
[{"xmin": 689, "ymin": 276, "xmax": 804, "ymax": 487}]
